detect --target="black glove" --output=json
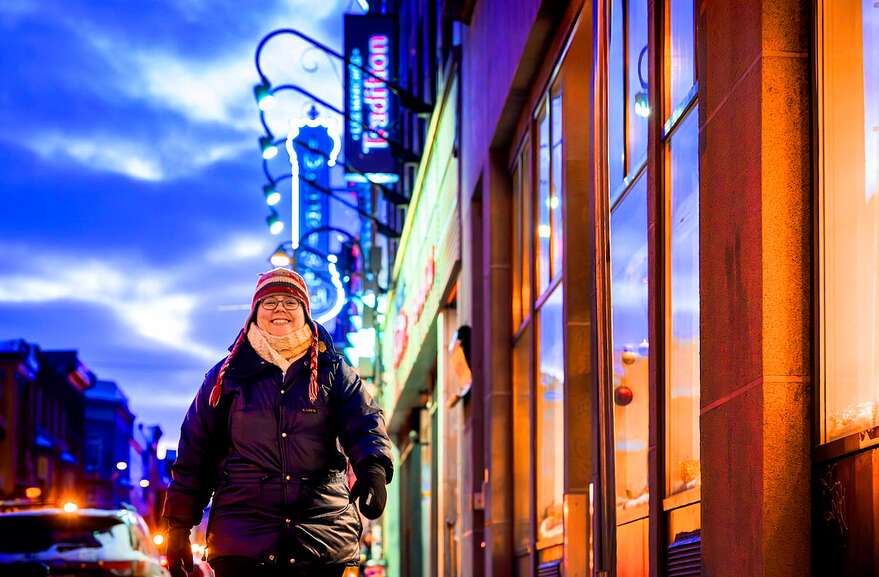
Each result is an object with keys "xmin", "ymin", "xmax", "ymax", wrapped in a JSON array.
[
  {"xmin": 165, "ymin": 526, "xmax": 193, "ymax": 577},
  {"xmin": 350, "ymin": 462, "xmax": 387, "ymax": 520}
]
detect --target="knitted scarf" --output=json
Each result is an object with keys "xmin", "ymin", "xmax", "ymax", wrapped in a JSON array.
[{"xmin": 246, "ymin": 322, "xmax": 312, "ymax": 376}]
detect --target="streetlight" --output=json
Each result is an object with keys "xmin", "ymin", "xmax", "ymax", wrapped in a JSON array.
[
  {"xmin": 266, "ymin": 210, "xmax": 284, "ymax": 235},
  {"xmin": 253, "ymin": 28, "xmax": 430, "ymax": 115},
  {"xmin": 263, "ymin": 183, "xmax": 281, "ymax": 206},
  {"xmin": 254, "ymin": 80, "xmax": 276, "ymax": 111},
  {"xmin": 259, "ymin": 135, "xmax": 278, "ymax": 160},
  {"xmin": 115, "ymin": 461, "xmax": 127, "ymax": 471},
  {"xmin": 270, "ymin": 246, "xmax": 292, "ymax": 267},
  {"xmin": 262, "ymin": 161, "xmax": 400, "ymax": 240}
]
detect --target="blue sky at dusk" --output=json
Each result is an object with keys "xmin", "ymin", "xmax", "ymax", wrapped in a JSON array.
[{"xmin": 0, "ymin": 0, "xmax": 360, "ymax": 453}]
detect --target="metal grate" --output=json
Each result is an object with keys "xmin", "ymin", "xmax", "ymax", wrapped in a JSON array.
[
  {"xmin": 537, "ymin": 560, "xmax": 562, "ymax": 577},
  {"xmin": 667, "ymin": 530, "xmax": 702, "ymax": 577}
]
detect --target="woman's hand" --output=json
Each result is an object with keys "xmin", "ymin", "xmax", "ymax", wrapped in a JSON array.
[
  {"xmin": 165, "ymin": 527, "xmax": 193, "ymax": 577},
  {"xmin": 350, "ymin": 462, "xmax": 388, "ymax": 520}
]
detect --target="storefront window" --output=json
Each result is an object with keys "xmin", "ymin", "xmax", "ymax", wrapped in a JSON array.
[
  {"xmin": 537, "ymin": 106, "xmax": 552, "ymax": 295},
  {"xmin": 551, "ymin": 90, "xmax": 564, "ymax": 282},
  {"xmin": 536, "ymin": 285, "xmax": 564, "ymax": 544},
  {"xmin": 627, "ymin": 0, "xmax": 649, "ymax": 166},
  {"xmin": 819, "ymin": 0, "xmax": 879, "ymax": 443},
  {"xmin": 665, "ymin": 107, "xmax": 700, "ymax": 496},
  {"xmin": 608, "ymin": 0, "xmax": 625, "ymax": 193},
  {"xmin": 667, "ymin": 0, "xmax": 695, "ymax": 117},
  {"xmin": 610, "ymin": 176, "xmax": 650, "ymax": 516},
  {"xmin": 513, "ymin": 326, "xmax": 533, "ymax": 552},
  {"xmin": 519, "ymin": 141, "xmax": 533, "ymax": 327},
  {"xmin": 609, "ymin": 0, "xmax": 649, "ymax": 201},
  {"xmin": 513, "ymin": 161, "xmax": 523, "ymax": 330}
]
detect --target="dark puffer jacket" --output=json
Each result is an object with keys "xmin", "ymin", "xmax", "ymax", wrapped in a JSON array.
[{"xmin": 162, "ymin": 324, "xmax": 393, "ymax": 568}]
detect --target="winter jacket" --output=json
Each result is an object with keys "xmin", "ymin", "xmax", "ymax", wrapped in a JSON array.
[{"xmin": 162, "ymin": 324, "xmax": 393, "ymax": 568}]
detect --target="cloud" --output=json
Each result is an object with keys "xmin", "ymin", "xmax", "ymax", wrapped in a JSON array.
[
  {"xmin": 130, "ymin": 50, "xmax": 259, "ymax": 130},
  {"xmin": 26, "ymin": 131, "xmax": 252, "ymax": 182},
  {"xmin": 0, "ymin": 254, "xmax": 220, "ymax": 362},
  {"xmin": 204, "ymin": 234, "xmax": 272, "ymax": 264},
  {"xmin": 35, "ymin": 135, "xmax": 164, "ymax": 181}
]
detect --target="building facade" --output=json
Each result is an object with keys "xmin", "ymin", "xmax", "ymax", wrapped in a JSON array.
[
  {"xmin": 377, "ymin": 0, "xmax": 877, "ymax": 575},
  {"xmin": 83, "ymin": 379, "xmax": 136, "ymax": 509},
  {"xmin": 0, "ymin": 342, "xmax": 95, "ymax": 504}
]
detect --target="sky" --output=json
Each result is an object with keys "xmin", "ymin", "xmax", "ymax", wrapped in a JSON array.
[{"xmin": 0, "ymin": 0, "xmax": 365, "ymax": 453}]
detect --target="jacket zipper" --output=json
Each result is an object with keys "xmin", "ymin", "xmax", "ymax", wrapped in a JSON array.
[{"xmin": 278, "ymin": 367, "xmax": 287, "ymax": 507}]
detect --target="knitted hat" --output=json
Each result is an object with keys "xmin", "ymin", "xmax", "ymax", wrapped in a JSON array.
[{"xmin": 210, "ymin": 268, "xmax": 320, "ymax": 407}]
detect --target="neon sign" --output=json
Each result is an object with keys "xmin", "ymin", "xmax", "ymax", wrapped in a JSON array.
[
  {"xmin": 344, "ymin": 14, "xmax": 398, "ymax": 180},
  {"xmin": 392, "ymin": 247, "xmax": 436, "ymax": 369}
]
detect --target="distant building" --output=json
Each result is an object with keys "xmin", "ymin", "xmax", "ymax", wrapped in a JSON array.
[
  {"xmin": 0, "ymin": 340, "xmax": 94, "ymax": 503},
  {"xmin": 83, "ymin": 379, "xmax": 135, "ymax": 508},
  {"xmin": 129, "ymin": 422, "xmax": 166, "ymax": 529}
]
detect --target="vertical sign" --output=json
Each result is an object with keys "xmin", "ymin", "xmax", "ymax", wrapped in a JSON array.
[{"xmin": 344, "ymin": 14, "xmax": 398, "ymax": 180}]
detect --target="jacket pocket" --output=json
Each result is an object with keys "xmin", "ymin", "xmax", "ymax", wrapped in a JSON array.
[{"xmin": 291, "ymin": 503, "xmax": 361, "ymax": 565}]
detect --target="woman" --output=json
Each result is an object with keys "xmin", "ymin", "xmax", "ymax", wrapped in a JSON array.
[{"xmin": 162, "ymin": 268, "xmax": 393, "ymax": 577}]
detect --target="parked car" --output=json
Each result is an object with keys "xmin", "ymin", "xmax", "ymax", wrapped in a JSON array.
[{"xmin": 0, "ymin": 507, "xmax": 170, "ymax": 577}]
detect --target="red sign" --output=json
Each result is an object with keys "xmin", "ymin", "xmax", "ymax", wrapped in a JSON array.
[
  {"xmin": 393, "ymin": 311, "xmax": 409, "ymax": 369},
  {"xmin": 392, "ymin": 248, "xmax": 436, "ymax": 369}
]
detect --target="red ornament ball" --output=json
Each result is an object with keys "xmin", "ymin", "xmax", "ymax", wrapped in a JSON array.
[{"xmin": 614, "ymin": 385, "xmax": 634, "ymax": 406}]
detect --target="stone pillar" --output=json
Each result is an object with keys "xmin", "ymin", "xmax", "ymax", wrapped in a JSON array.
[
  {"xmin": 482, "ymin": 152, "xmax": 515, "ymax": 577},
  {"xmin": 698, "ymin": 0, "xmax": 812, "ymax": 575}
]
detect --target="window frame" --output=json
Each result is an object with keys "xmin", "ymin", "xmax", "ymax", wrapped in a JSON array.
[
  {"xmin": 511, "ymin": 78, "xmax": 568, "ymax": 557},
  {"xmin": 813, "ymin": 0, "xmax": 879, "ymax": 457},
  {"xmin": 659, "ymin": 0, "xmax": 700, "ymax": 511}
]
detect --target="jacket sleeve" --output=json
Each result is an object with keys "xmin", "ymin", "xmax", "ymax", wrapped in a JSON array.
[
  {"xmin": 333, "ymin": 359, "xmax": 394, "ymax": 482},
  {"xmin": 162, "ymin": 367, "xmax": 224, "ymax": 528}
]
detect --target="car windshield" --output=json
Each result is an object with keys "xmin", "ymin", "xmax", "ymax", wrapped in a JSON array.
[{"xmin": 0, "ymin": 514, "xmax": 124, "ymax": 553}]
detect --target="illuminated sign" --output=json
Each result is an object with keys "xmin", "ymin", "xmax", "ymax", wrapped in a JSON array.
[
  {"xmin": 285, "ymin": 114, "xmax": 341, "ymax": 251},
  {"xmin": 344, "ymin": 14, "xmax": 398, "ymax": 180},
  {"xmin": 392, "ymin": 247, "xmax": 436, "ymax": 368}
]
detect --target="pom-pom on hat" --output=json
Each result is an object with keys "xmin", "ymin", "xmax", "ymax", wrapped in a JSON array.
[{"xmin": 209, "ymin": 268, "xmax": 320, "ymax": 407}]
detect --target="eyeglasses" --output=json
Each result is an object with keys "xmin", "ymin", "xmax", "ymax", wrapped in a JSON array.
[{"xmin": 261, "ymin": 298, "xmax": 301, "ymax": 311}]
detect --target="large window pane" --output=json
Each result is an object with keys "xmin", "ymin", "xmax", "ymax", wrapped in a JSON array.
[
  {"xmin": 537, "ymin": 107, "xmax": 552, "ymax": 295},
  {"xmin": 521, "ymin": 139, "xmax": 533, "ymax": 322},
  {"xmin": 666, "ymin": 107, "xmax": 700, "ymax": 496},
  {"xmin": 821, "ymin": 0, "xmax": 879, "ymax": 442},
  {"xmin": 668, "ymin": 0, "xmax": 695, "ymax": 117},
  {"xmin": 551, "ymin": 90, "xmax": 564, "ymax": 281},
  {"xmin": 536, "ymin": 285, "xmax": 564, "ymax": 544},
  {"xmin": 513, "ymin": 162, "xmax": 523, "ymax": 330},
  {"xmin": 627, "ymin": 0, "xmax": 649, "ymax": 167},
  {"xmin": 513, "ymin": 327, "xmax": 533, "ymax": 552},
  {"xmin": 608, "ymin": 0, "xmax": 625, "ymax": 194},
  {"xmin": 610, "ymin": 176, "xmax": 649, "ymax": 515}
]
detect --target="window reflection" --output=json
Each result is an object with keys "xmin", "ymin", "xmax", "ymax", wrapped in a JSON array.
[
  {"xmin": 668, "ymin": 0, "xmax": 695, "ymax": 117},
  {"xmin": 551, "ymin": 91, "xmax": 564, "ymax": 281},
  {"xmin": 610, "ymin": 176, "xmax": 649, "ymax": 515},
  {"xmin": 821, "ymin": 0, "xmax": 879, "ymax": 442},
  {"xmin": 521, "ymin": 140, "xmax": 533, "ymax": 323},
  {"xmin": 627, "ymin": 0, "xmax": 649, "ymax": 164},
  {"xmin": 608, "ymin": 0, "xmax": 625, "ymax": 193},
  {"xmin": 537, "ymin": 286, "xmax": 565, "ymax": 542},
  {"xmin": 513, "ymin": 162, "xmax": 522, "ymax": 329},
  {"xmin": 667, "ymin": 108, "xmax": 700, "ymax": 496},
  {"xmin": 538, "ymin": 108, "xmax": 551, "ymax": 295}
]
